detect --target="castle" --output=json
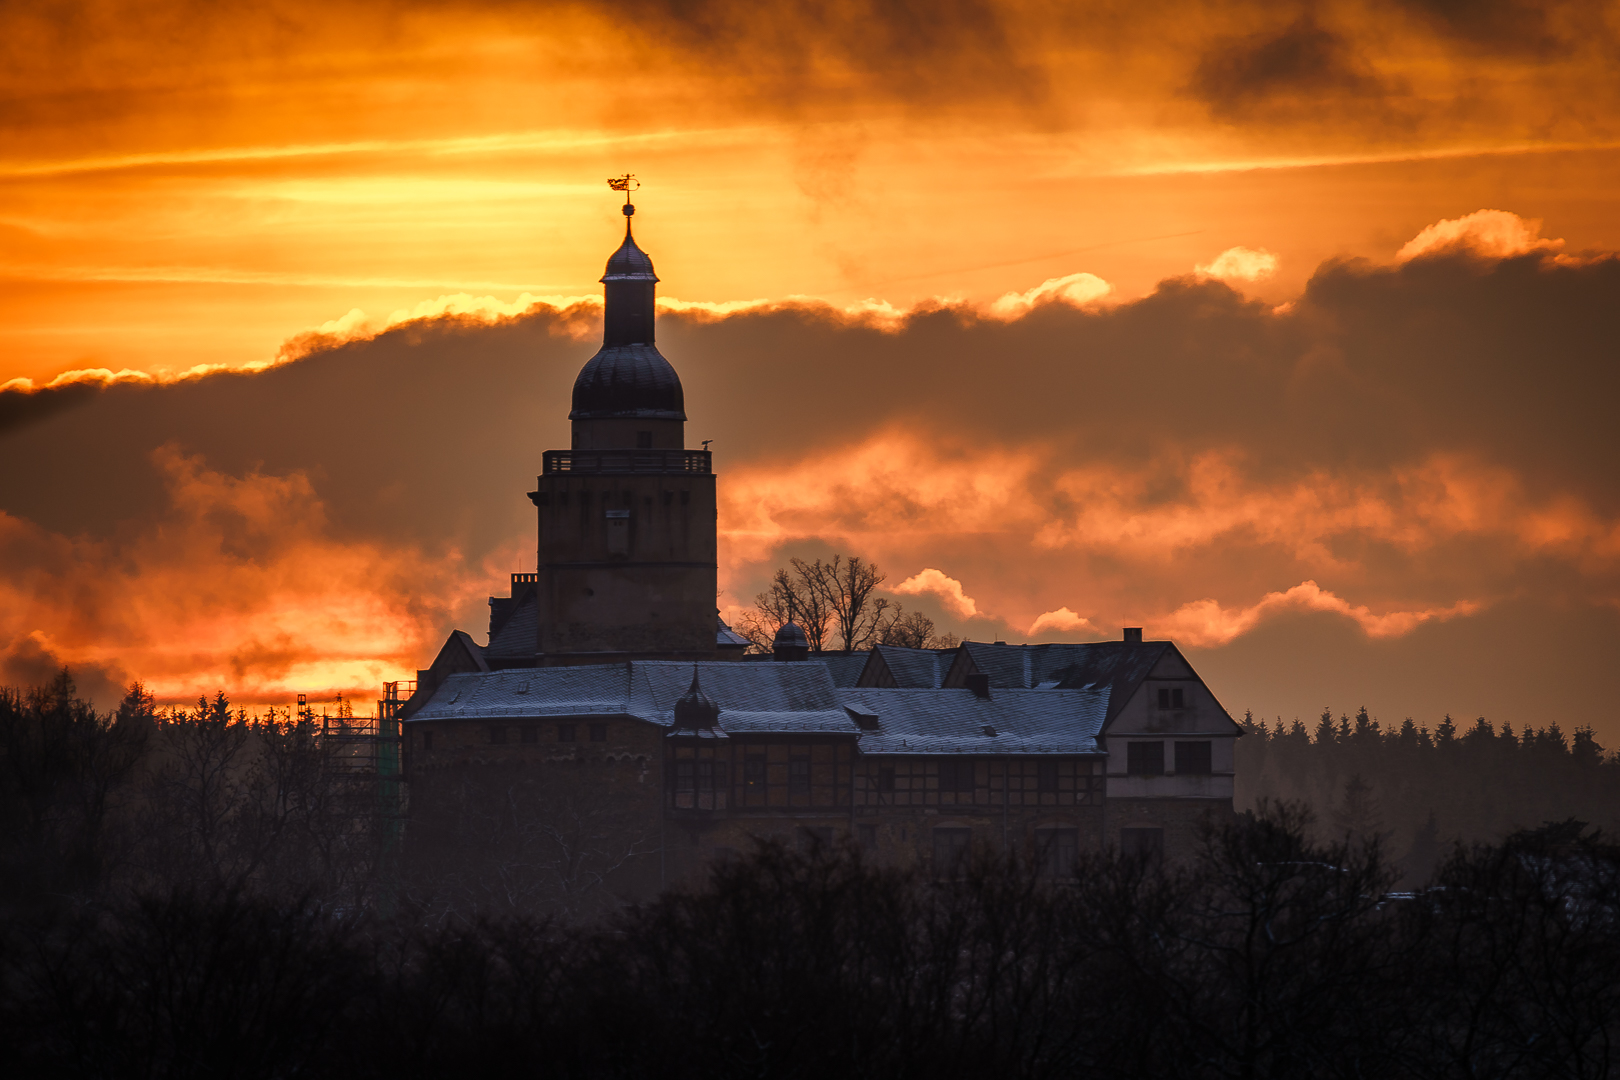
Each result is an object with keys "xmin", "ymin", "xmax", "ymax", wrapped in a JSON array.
[{"xmin": 399, "ymin": 191, "xmax": 1242, "ymax": 905}]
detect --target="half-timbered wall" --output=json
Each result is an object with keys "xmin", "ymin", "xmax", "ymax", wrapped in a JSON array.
[{"xmin": 853, "ymin": 756, "xmax": 1102, "ymax": 809}]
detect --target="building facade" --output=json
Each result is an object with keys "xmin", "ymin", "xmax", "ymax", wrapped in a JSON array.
[{"xmin": 400, "ymin": 198, "xmax": 1242, "ymax": 907}]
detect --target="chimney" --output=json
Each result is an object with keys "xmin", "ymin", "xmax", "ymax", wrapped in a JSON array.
[
  {"xmin": 966, "ymin": 672, "xmax": 991, "ymax": 698},
  {"xmin": 1123, "ymin": 627, "xmax": 1143, "ymax": 643}
]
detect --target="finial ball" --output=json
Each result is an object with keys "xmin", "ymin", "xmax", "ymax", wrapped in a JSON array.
[{"xmin": 623, "ymin": 203, "xmax": 635, "ymax": 216}]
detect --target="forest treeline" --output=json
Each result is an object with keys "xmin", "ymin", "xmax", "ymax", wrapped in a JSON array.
[
  {"xmin": 0, "ymin": 671, "xmax": 388, "ymax": 916},
  {"xmin": 10, "ymin": 672, "xmax": 1620, "ymax": 1076},
  {"xmin": 6, "ymin": 806, "xmax": 1620, "ymax": 1078},
  {"xmin": 1236, "ymin": 706, "xmax": 1620, "ymax": 885}
]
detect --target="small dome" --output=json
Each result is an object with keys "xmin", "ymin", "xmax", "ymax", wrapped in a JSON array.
[
  {"xmin": 602, "ymin": 233, "xmax": 658, "ymax": 282},
  {"xmin": 673, "ymin": 668, "xmax": 721, "ymax": 730},
  {"xmin": 773, "ymin": 621, "xmax": 808, "ymax": 649},
  {"xmin": 570, "ymin": 344, "xmax": 686, "ymax": 420}
]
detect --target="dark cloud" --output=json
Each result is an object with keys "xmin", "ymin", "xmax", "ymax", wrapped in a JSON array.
[
  {"xmin": 1397, "ymin": 0, "xmax": 1567, "ymax": 54},
  {"xmin": 0, "ymin": 632, "xmax": 128, "ymax": 709},
  {"xmin": 0, "ymin": 381, "xmax": 99, "ymax": 436},
  {"xmin": 1189, "ymin": 17, "xmax": 1391, "ymax": 119},
  {"xmin": 2, "ymin": 0, "xmax": 1617, "ymax": 148},
  {"xmin": 602, "ymin": 0, "xmax": 1051, "ymax": 114}
]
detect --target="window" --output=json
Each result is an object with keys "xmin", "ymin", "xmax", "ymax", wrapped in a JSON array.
[
  {"xmin": 1175, "ymin": 740, "xmax": 1212, "ymax": 775},
  {"xmin": 1120, "ymin": 828, "xmax": 1164, "ymax": 865},
  {"xmin": 878, "ymin": 766, "xmax": 896, "ymax": 793},
  {"xmin": 636, "ymin": 430, "xmax": 653, "ymax": 448},
  {"xmin": 489, "ymin": 726, "xmax": 507, "ymax": 745},
  {"xmin": 1157, "ymin": 686, "xmax": 1186, "ymax": 709},
  {"xmin": 520, "ymin": 726, "xmax": 538, "ymax": 744},
  {"xmin": 605, "ymin": 509, "xmax": 630, "ymax": 555},
  {"xmin": 1037, "ymin": 760, "xmax": 1058, "ymax": 793},
  {"xmin": 933, "ymin": 827, "xmax": 971, "ymax": 876},
  {"xmin": 590, "ymin": 723, "xmax": 608, "ymax": 742},
  {"xmin": 1126, "ymin": 741, "xmax": 1165, "ymax": 776},
  {"xmin": 857, "ymin": 824, "xmax": 877, "ymax": 849},
  {"xmin": 1035, "ymin": 828, "xmax": 1079, "ymax": 879},
  {"xmin": 745, "ymin": 756, "xmax": 766, "ymax": 789},
  {"xmin": 671, "ymin": 750, "xmax": 728, "ymax": 810},
  {"xmin": 558, "ymin": 724, "xmax": 576, "ymax": 742},
  {"xmin": 789, "ymin": 758, "xmax": 811, "ymax": 796},
  {"xmin": 422, "ymin": 730, "xmax": 433, "ymax": 751},
  {"xmin": 939, "ymin": 759, "xmax": 975, "ymax": 793}
]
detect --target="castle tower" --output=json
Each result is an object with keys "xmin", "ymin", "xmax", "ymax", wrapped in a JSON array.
[{"xmin": 526, "ymin": 191, "xmax": 718, "ymax": 664}]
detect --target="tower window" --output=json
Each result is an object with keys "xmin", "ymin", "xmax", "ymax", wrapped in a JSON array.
[
  {"xmin": 1157, "ymin": 687, "xmax": 1185, "ymax": 709},
  {"xmin": 558, "ymin": 724, "xmax": 576, "ymax": 742},
  {"xmin": 636, "ymin": 430, "xmax": 653, "ymax": 448}
]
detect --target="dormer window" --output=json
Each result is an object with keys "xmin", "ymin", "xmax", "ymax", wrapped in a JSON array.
[{"xmin": 1157, "ymin": 687, "xmax": 1185, "ymax": 710}]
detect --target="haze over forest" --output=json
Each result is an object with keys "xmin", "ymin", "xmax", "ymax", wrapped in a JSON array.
[{"xmin": 3, "ymin": 0, "xmax": 1619, "ymax": 745}]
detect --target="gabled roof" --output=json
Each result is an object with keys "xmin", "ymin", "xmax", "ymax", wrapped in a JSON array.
[
  {"xmin": 838, "ymin": 687, "xmax": 1109, "ymax": 755},
  {"xmin": 945, "ymin": 640, "xmax": 1183, "ymax": 726},
  {"xmin": 716, "ymin": 617, "xmax": 751, "ymax": 648},
  {"xmin": 814, "ymin": 652, "xmax": 869, "ymax": 687},
  {"xmin": 484, "ymin": 592, "xmax": 538, "ymax": 663},
  {"xmin": 448, "ymin": 630, "xmax": 490, "ymax": 672},
  {"xmin": 856, "ymin": 645, "xmax": 954, "ymax": 688}
]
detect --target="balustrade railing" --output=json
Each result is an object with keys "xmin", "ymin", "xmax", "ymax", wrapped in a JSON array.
[{"xmin": 543, "ymin": 449, "xmax": 711, "ymax": 474}]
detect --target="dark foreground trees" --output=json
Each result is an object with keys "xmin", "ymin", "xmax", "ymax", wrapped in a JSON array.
[{"xmin": 7, "ymin": 807, "xmax": 1620, "ymax": 1079}]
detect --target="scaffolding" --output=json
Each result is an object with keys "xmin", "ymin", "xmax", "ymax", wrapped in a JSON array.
[{"xmin": 297, "ymin": 681, "xmax": 415, "ymax": 912}]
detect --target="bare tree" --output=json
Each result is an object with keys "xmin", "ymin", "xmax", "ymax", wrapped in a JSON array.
[
  {"xmin": 879, "ymin": 608, "xmax": 963, "ymax": 650},
  {"xmin": 746, "ymin": 564, "xmax": 835, "ymax": 653},
  {"xmin": 799, "ymin": 555, "xmax": 891, "ymax": 652}
]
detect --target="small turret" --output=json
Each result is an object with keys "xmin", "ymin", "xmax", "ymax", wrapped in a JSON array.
[
  {"xmin": 673, "ymin": 666, "xmax": 722, "ymax": 730},
  {"xmin": 772, "ymin": 620, "xmax": 809, "ymax": 662}
]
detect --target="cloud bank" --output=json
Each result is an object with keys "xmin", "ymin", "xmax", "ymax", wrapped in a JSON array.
[{"xmin": 1, "ymin": 211, "xmax": 1616, "ymax": 730}]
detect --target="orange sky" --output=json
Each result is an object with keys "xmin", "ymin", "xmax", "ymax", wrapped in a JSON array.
[{"xmin": 4, "ymin": 0, "xmax": 1620, "ymax": 734}]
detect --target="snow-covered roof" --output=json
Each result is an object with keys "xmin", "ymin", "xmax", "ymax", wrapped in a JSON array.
[
  {"xmin": 838, "ymin": 687, "xmax": 1108, "ymax": 755},
  {"xmin": 409, "ymin": 660, "xmax": 1110, "ymax": 755}
]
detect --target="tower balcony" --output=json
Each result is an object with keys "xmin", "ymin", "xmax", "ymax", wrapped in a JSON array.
[{"xmin": 543, "ymin": 449, "xmax": 712, "ymax": 475}]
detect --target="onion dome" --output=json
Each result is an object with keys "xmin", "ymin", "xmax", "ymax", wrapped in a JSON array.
[
  {"xmin": 673, "ymin": 667, "xmax": 721, "ymax": 730},
  {"xmin": 569, "ymin": 201, "xmax": 687, "ymax": 421},
  {"xmin": 772, "ymin": 621, "xmax": 809, "ymax": 662},
  {"xmin": 570, "ymin": 345, "xmax": 685, "ymax": 420},
  {"xmin": 603, "ymin": 228, "xmax": 657, "ymax": 282}
]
